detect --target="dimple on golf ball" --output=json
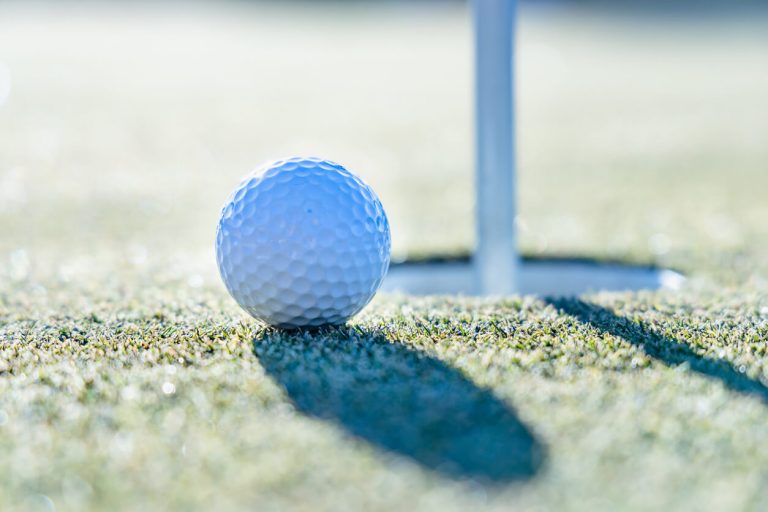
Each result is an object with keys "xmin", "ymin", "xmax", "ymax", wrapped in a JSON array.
[{"xmin": 216, "ymin": 157, "xmax": 391, "ymax": 328}]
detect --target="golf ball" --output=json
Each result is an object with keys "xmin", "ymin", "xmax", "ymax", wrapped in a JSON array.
[{"xmin": 216, "ymin": 157, "xmax": 391, "ymax": 328}]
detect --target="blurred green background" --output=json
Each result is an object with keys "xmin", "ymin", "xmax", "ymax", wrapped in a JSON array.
[{"xmin": 1, "ymin": 1, "xmax": 767, "ymax": 285}]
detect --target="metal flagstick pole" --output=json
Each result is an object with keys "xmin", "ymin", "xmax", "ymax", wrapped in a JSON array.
[{"xmin": 473, "ymin": 0, "xmax": 518, "ymax": 295}]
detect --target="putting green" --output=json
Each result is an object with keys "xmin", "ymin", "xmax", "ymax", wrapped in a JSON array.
[{"xmin": 0, "ymin": 2, "xmax": 767, "ymax": 511}]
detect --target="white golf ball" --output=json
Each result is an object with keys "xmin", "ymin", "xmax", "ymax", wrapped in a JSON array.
[{"xmin": 216, "ymin": 157, "xmax": 391, "ymax": 328}]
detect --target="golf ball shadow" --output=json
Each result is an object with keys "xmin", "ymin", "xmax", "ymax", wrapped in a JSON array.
[{"xmin": 254, "ymin": 327, "xmax": 546, "ymax": 483}]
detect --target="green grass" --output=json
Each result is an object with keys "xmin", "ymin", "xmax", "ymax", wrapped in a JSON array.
[
  {"xmin": 1, "ymin": 2, "xmax": 768, "ymax": 511},
  {"xmin": 2, "ymin": 281, "xmax": 768, "ymax": 511}
]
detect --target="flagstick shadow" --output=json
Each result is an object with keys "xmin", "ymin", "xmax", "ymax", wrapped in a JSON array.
[
  {"xmin": 253, "ymin": 327, "xmax": 545, "ymax": 484},
  {"xmin": 545, "ymin": 298, "xmax": 768, "ymax": 403}
]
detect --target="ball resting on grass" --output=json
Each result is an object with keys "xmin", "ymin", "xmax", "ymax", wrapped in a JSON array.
[{"xmin": 216, "ymin": 157, "xmax": 391, "ymax": 329}]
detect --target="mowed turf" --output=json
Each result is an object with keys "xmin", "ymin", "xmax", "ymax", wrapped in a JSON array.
[
  {"xmin": 1, "ymin": 2, "xmax": 768, "ymax": 511},
  {"xmin": 2, "ymin": 279, "xmax": 768, "ymax": 511}
]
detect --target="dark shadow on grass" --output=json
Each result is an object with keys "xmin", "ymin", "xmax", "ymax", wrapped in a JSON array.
[
  {"xmin": 253, "ymin": 327, "xmax": 545, "ymax": 483},
  {"xmin": 546, "ymin": 298, "xmax": 768, "ymax": 403}
]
